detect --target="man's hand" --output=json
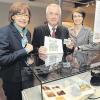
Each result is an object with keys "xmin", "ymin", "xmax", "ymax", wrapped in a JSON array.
[
  {"xmin": 38, "ymin": 46, "xmax": 47, "ymax": 54},
  {"xmin": 39, "ymin": 53, "xmax": 47, "ymax": 61}
]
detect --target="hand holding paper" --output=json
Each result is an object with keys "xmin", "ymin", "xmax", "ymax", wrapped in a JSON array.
[{"xmin": 38, "ymin": 46, "xmax": 47, "ymax": 54}]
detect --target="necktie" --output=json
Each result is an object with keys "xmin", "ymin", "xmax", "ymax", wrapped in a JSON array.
[{"xmin": 51, "ymin": 27, "xmax": 55, "ymax": 38}]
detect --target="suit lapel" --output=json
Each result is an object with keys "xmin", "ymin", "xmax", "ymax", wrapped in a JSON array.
[
  {"xmin": 55, "ymin": 26, "xmax": 61, "ymax": 38},
  {"xmin": 77, "ymin": 26, "xmax": 84, "ymax": 38},
  {"xmin": 44, "ymin": 25, "xmax": 50, "ymax": 36},
  {"xmin": 9, "ymin": 24, "xmax": 23, "ymax": 48},
  {"xmin": 9, "ymin": 24, "xmax": 22, "ymax": 42}
]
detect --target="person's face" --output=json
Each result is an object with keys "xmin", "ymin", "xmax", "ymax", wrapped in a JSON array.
[
  {"xmin": 12, "ymin": 9, "xmax": 29, "ymax": 28},
  {"xmin": 46, "ymin": 6, "xmax": 60, "ymax": 27},
  {"xmin": 73, "ymin": 12, "xmax": 83, "ymax": 25}
]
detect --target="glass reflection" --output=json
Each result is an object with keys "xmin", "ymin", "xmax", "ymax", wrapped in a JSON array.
[{"xmin": 33, "ymin": 51, "xmax": 100, "ymax": 83}]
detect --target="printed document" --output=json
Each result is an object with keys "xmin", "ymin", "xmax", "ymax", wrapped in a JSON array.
[{"xmin": 44, "ymin": 36, "xmax": 63, "ymax": 54}]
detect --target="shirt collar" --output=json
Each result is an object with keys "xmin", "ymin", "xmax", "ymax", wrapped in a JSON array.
[{"xmin": 48, "ymin": 24, "xmax": 57, "ymax": 31}]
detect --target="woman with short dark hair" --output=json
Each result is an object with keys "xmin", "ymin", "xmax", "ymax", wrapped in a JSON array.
[{"xmin": 69, "ymin": 8, "xmax": 99, "ymax": 50}]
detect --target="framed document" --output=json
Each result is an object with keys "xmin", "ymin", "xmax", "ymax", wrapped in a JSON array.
[
  {"xmin": 93, "ymin": 0, "xmax": 100, "ymax": 42},
  {"xmin": 44, "ymin": 36, "xmax": 63, "ymax": 54}
]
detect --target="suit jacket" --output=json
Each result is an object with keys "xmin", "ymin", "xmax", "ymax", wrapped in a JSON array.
[
  {"xmin": 32, "ymin": 24, "xmax": 70, "ymax": 53},
  {"xmin": 0, "ymin": 23, "xmax": 31, "ymax": 82},
  {"xmin": 69, "ymin": 26, "xmax": 100, "ymax": 50}
]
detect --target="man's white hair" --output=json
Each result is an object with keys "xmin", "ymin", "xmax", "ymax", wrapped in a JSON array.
[{"xmin": 46, "ymin": 3, "xmax": 61, "ymax": 15}]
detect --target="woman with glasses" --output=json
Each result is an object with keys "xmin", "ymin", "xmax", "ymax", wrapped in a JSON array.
[
  {"xmin": 69, "ymin": 8, "xmax": 99, "ymax": 51},
  {"xmin": 0, "ymin": 2, "xmax": 33, "ymax": 100}
]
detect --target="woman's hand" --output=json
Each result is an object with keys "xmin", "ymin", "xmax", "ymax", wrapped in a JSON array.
[{"xmin": 25, "ymin": 43, "xmax": 33, "ymax": 53}]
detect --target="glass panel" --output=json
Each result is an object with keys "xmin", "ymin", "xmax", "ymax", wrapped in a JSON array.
[{"xmin": 32, "ymin": 50, "xmax": 100, "ymax": 84}]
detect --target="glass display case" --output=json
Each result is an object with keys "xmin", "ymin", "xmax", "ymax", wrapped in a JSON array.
[{"xmin": 29, "ymin": 50, "xmax": 100, "ymax": 100}]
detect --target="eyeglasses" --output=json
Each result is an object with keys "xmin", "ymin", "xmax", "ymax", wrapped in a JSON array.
[
  {"xmin": 73, "ymin": 15, "xmax": 82, "ymax": 18},
  {"xmin": 16, "ymin": 13, "xmax": 29, "ymax": 19}
]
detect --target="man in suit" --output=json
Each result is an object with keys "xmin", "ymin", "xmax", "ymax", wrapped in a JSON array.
[{"xmin": 32, "ymin": 3, "xmax": 74, "ymax": 54}]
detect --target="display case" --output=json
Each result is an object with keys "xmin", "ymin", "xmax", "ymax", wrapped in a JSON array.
[{"xmin": 30, "ymin": 50, "xmax": 100, "ymax": 100}]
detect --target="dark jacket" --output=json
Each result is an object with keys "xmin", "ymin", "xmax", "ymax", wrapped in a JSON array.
[
  {"xmin": 0, "ymin": 23, "xmax": 31, "ymax": 82},
  {"xmin": 32, "ymin": 24, "xmax": 70, "ymax": 53}
]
